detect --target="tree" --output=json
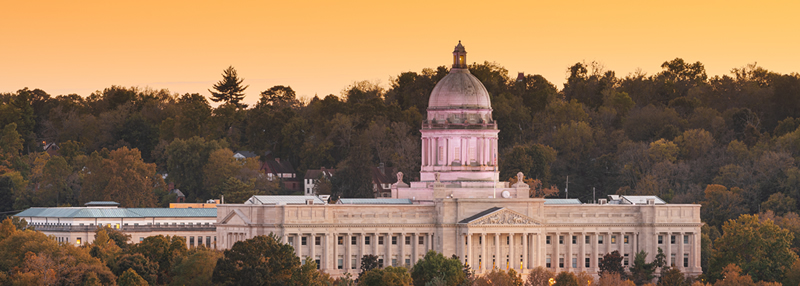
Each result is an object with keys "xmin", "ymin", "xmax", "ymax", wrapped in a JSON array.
[
  {"xmin": 761, "ymin": 192, "xmax": 797, "ymax": 216},
  {"xmin": 212, "ymin": 234, "xmax": 299, "ymax": 286},
  {"xmin": 701, "ymin": 185, "xmax": 747, "ymax": 228},
  {"xmin": 525, "ymin": 266, "xmax": 555, "ymax": 286},
  {"xmin": 260, "ymin": 85, "xmax": 300, "ymax": 109},
  {"xmin": 129, "ymin": 235, "xmax": 187, "ymax": 284},
  {"xmin": 472, "ymin": 269, "xmax": 523, "ymax": 286},
  {"xmin": 165, "ymin": 136, "xmax": 225, "ymax": 201},
  {"xmin": 597, "ymin": 273, "xmax": 634, "ymax": 286},
  {"xmin": 80, "ymin": 147, "xmax": 161, "ymax": 207},
  {"xmin": 209, "ymin": 66, "xmax": 248, "ymax": 107},
  {"xmin": 709, "ymin": 214, "xmax": 797, "ymax": 283},
  {"xmin": 410, "ymin": 250, "xmax": 465, "ymax": 286},
  {"xmin": 291, "ymin": 257, "xmax": 335, "ymax": 286},
  {"xmin": 358, "ymin": 266, "xmax": 413, "ymax": 286},
  {"xmin": 360, "ymin": 254, "xmax": 379, "ymax": 279},
  {"xmin": 114, "ymin": 253, "xmax": 158, "ymax": 285},
  {"xmin": 599, "ymin": 251, "xmax": 625, "ymax": 278},
  {"xmin": 118, "ymin": 268, "xmax": 148, "ymax": 286},
  {"xmin": 553, "ymin": 271, "xmax": 580, "ymax": 286},
  {"xmin": 170, "ymin": 246, "xmax": 222, "ymax": 286},
  {"xmin": 629, "ymin": 250, "xmax": 656, "ymax": 285},
  {"xmin": 658, "ymin": 268, "xmax": 685, "ymax": 286}
]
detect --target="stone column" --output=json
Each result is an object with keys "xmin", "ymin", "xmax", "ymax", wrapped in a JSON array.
[
  {"xmin": 579, "ymin": 233, "xmax": 585, "ymax": 271},
  {"xmin": 509, "ymin": 233, "xmax": 515, "ymax": 270},
  {"xmin": 494, "ymin": 233, "xmax": 500, "ymax": 270},
  {"xmin": 412, "ymin": 233, "xmax": 418, "ymax": 265},
  {"xmin": 324, "ymin": 234, "xmax": 331, "ymax": 270},
  {"xmin": 359, "ymin": 233, "xmax": 365, "ymax": 270},
  {"xmin": 466, "ymin": 233, "xmax": 473, "ymax": 269},
  {"xmin": 593, "ymin": 233, "xmax": 599, "ymax": 273},
  {"xmin": 553, "ymin": 233, "xmax": 559, "ymax": 271},
  {"xmin": 373, "ymin": 233, "xmax": 378, "ymax": 258},
  {"xmin": 566, "ymin": 232, "xmax": 573, "ymax": 270},
  {"xmin": 522, "ymin": 233, "xmax": 529, "ymax": 270},
  {"xmin": 346, "ymin": 233, "xmax": 352, "ymax": 270},
  {"xmin": 295, "ymin": 234, "xmax": 301, "ymax": 258},
  {"xmin": 399, "ymin": 233, "xmax": 405, "ymax": 267},
  {"xmin": 678, "ymin": 232, "xmax": 685, "ymax": 270},
  {"xmin": 310, "ymin": 234, "xmax": 316, "ymax": 268},
  {"xmin": 386, "ymin": 233, "xmax": 393, "ymax": 267},
  {"xmin": 333, "ymin": 233, "xmax": 338, "ymax": 269},
  {"xmin": 693, "ymin": 231, "xmax": 701, "ymax": 272},
  {"xmin": 481, "ymin": 233, "xmax": 488, "ymax": 272},
  {"xmin": 666, "ymin": 232, "xmax": 672, "ymax": 267}
]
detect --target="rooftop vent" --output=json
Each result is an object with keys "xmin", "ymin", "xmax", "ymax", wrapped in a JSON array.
[{"xmin": 598, "ymin": 199, "xmax": 607, "ymax": 205}]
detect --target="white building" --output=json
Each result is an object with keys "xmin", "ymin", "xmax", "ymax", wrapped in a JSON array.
[
  {"xmin": 215, "ymin": 42, "xmax": 703, "ymax": 278},
  {"xmin": 15, "ymin": 201, "xmax": 218, "ymax": 248}
]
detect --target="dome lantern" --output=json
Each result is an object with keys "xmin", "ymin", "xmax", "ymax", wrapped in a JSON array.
[{"xmin": 452, "ymin": 41, "xmax": 467, "ymax": 69}]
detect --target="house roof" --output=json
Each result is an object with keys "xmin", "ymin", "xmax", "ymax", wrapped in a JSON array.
[
  {"xmin": 244, "ymin": 195, "xmax": 325, "ymax": 205},
  {"xmin": 262, "ymin": 159, "xmax": 296, "ymax": 175},
  {"xmin": 305, "ymin": 168, "xmax": 336, "ymax": 180},
  {"xmin": 15, "ymin": 207, "xmax": 216, "ymax": 218},
  {"xmin": 84, "ymin": 201, "xmax": 120, "ymax": 207},
  {"xmin": 337, "ymin": 198, "xmax": 413, "ymax": 205},
  {"xmin": 543, "ymin": 199, "xmax": 582, "ymax": 205},
  {"xmin": 234, "ymin": 151, "xmax": 258, "ymax": 158},
  {"xmin": 458, "ymin": 207, "xmax": 503, "ymax": 223},
  {"xmin": 372, "ymin": 166, "xmax": 396, "ymax": 190},
  {"xmin": 170, "ymin": 189, "xmax": 185, "ymax": 197}
]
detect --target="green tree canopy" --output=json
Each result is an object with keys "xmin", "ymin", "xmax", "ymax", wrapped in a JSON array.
[
  {"xmin": 212, "ymin": 234, "xmax": 299, "ymax": 286},
  {"xmin": 710, "ymin": 214, "xmax": 798, "ymax": 283},
  {"xmin": 209, "ymin": 66, "xmax": 248, "ymax": 107},
  {"xmin": 410, "ymin": 250, "xmax": 465, "ymax": 286}
]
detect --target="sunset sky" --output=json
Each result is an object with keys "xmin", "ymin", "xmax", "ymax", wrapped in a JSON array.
[{"xmin": 2, "ymin": 0, "xmax": 799, "ymax": 106}]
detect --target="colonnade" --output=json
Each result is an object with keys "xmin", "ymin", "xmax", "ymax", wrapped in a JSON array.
[
  {"xmin": 457, "ymin": 230, "xmax": 699, "ymax": 274},
  {"xmin": 422, "ymin": 136, "xmax": 496, "ymax": 167},
  {"xmin": 282, "ymin": 232, "xmax": 434, "ymax": 273}
]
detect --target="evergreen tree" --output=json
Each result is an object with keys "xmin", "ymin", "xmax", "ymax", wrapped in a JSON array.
[{"xmin": 209, "ymin": 66, "xmax": 249, "ymax": 107}]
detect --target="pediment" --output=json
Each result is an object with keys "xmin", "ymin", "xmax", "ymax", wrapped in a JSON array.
[
  {"xmin": 219, "ymin": 209, "xmax": 252, "ymax": 225},
  {"xmin": 462, "ymin": 208, "xmax": 541, "ymax": 226}
]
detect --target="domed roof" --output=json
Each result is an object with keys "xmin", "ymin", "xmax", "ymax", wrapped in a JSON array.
[{"xmin": 427, "ymin": 68, "xmax": 491, "ymax": 110}]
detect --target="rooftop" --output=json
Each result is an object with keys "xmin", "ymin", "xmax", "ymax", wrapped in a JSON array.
[
  {"xmin": 337, "ymin": 198, "xmax": 413, "ymax": 205},
  {"xmin": 244, "ymin": 195, "xmax": 326, "ymax": 205},
  {"xmin": 15, "ymin": 207, "xmax": 216, "ymax": 218}
]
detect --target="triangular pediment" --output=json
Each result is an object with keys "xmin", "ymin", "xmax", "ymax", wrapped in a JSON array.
[
  {"xmin": 219, "ymin": 209, "xmax": 252, "ymax": 225},
  {"xmin": 461, "ymin": 208, "xmax": 541, "ymax": 226}
]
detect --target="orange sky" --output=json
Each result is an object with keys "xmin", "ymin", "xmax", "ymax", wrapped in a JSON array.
[{"xmin": 2, "ymin": 0, "xmax": 799, "ymax": 106}]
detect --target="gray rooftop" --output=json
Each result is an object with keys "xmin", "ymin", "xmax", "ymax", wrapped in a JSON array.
[
  {"xmin": 84, "ymin": 201, "xmax": 120, "ymax": 207},
  {"xmin": 244, "ymin": 195, "xmax": 326, "ymax": 205},
  {"xmin": 543, "ymin": 198, "xmax": 582, "ymax": 205},
  {"xmin": 337, "ymin": 198, "xmax": 413, "ymax": 205},
  {"xmin": 459, "ymin": 207, "xmax": 503, "ymax": 223},
  {"xmin": 620, "ymin": 196, "xmax": 666, "ymax": 205},
  {"xmin": 15, "ymin": 207, "xmax": 216, "ymax": 218}
]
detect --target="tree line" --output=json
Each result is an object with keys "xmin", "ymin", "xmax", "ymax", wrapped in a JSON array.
[{"xmin": 3, "ymin": 59, "xmax": 800, "ymax": 282}]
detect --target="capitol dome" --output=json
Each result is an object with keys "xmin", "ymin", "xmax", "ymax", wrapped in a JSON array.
[{"xmin": 427, "ymin": 42, "xmax": 492, "ymax": 110}]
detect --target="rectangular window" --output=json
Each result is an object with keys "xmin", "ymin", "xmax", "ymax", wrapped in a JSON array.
[
  {"xmin": 454, "ymin": 147, "xmax": 460, "ymax": 160},
  {"xmin": 611, "ymin": 235, "xmax": 617, "ymax": 244},
  {"xmin": 585, "ymin": 257, "xmax": 591, "ymax": 268},
  {"xmin": 572, "ymin": 236, "xmax": 577, "ymax": 244},
  {"xmin": 366, "ymin": 236, "xmax": 371, "ymax": 245},
  {"xmin": 198, "ymin": 236, "xmax": 203, "ymax": 245},
  {"xmin": 419, "ymin": 236, "xmax": 424, "ymax": 245},
  {"xmin": 684, "ymin": 253, "xmax": 689, "ymax": 267},
  {"xmin": 338, "ymin": 236, "xmax": 343, "ymax": 245},
  {"xmin": 546, "ymin": 236, "xmax": 551, "ymax": 244},
  {"xmin": 624, "ymin": 254, "xmax": 629, "ymax": 266},
  {"xmin": 352, "ymin": 236, "xmax": 357, "ymax": 245},
  {"xmin": 598, "ymin": 235, "xmax": 604, "ymax": 244},
  {"xmin": 585, "ymin": 235, "xmax": 590, "ymax": 244},
  {"xmin": 405, "ymin": 236, "xmax": 411, "ymax": 245},
  {"xmin": 684, "ymin": 235, "xmax": 689, "ymax": 244},
  {"xmin": 392, "ymin": 257, "xmax": 397, "ymax": 267},
  {"xmin": 315, "ymin": 257, "xmax": 321, "ymax": 269},
  {"xmin": 315, "ymin": 236, "xmax": 321, "ymax": 246},
  {"xmin": 658, "ymin": 235, "xmax": 663, "ymax": 244},
  {"xmin": 378, "ymin": 258, "xmax": 384, "ymax": 268},
  {"xmin": 671, "ymin": 235, "xmax": 676, "ymax": 244},
  {"xmin": 352, "ymin": 257, "xmax": 357, "ymax": 269},
  {"xmin": 546, "ymin": 256, "xmax": 551, "ymax": 268},
  {"xmin": 302, "ymin": 237, "xmax": 308, "ymax": 245},
  {"xmin": 559, "ymin": 257, "xmax": 564, "ymax": 268},
  {"xmin": 670, "ymin": 254, "xmax": 676, "ymax": 267},
  {"xmin": 439, "ymin": 146, "xmax": 444, "ymax": 161},
  {"xmin": 405, "ymin": 258, "xmax": 411, "ymax": 266},
  {"xmin": 469, "ymin": 147, "xmax": 476, "ymax": 161},
  {"xmin": 189, "ymin": 236, "xmax": 194, "ymax": 247},
  {"xmin": 379, "ymin": 236, "xmax": 384, "ymax": 245},
  {"xmin": 392, "ymin": 236, "xmax": 397, "ymax": 245},
  {"xmin": 559, "ymin": 236, "xmax": 564, "ymax": 244},
  {"xmin": 572, "ymin": 257, "xmax": 577, "ymax": 268},
  {"xmin": 288, "ymin": 237, "xmax": 294, "ymax": 246},
  {"xmin": 506, "ymin": 236, "xmax": 510, "ymax": 245},
  {"xmin": 77, "ymin": 237, "xmax": 82, "ymax": 245},
  {"xmin": 338, "ymin": 257, "xmax": 343, "ymax": 269},
  {"xmin": 624, "ymin": 235, "xmax": 629, "ymax": 244},
  {"xmin": 207, "ymin": 236, "xmax": 211, "ymax": 246}
]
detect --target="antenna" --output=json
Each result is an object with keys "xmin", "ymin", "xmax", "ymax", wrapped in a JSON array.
[
  {"xmin": 565, "ymin": 176, "xmax": 569, "ymax": 199},
  {"xmin": 593, "ymin": 187, "xmax": 596, "ymax": 204}
]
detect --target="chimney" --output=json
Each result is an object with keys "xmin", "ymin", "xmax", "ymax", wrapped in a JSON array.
[
  {"xmin": 516, "ymin": 72, "xmax": 525, "ymax": 82},
  {"xmin": 647, "ymin": 199, "xmax": 655, "ymax": 205},
  {"xmin": 379, "ymin": 163, "xmax": 385, "ymax": 175},
  {"xmin": 598, "ymin": 199, "xmax": 607, "ymax": 205}
]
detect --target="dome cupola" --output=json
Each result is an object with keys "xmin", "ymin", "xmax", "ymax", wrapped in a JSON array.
[{"xmin": 427, "ymin": 42, "xmax": 492, "ymax": 110}]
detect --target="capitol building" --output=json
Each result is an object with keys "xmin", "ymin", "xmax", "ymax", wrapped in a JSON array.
[{"xmin": 217, "ymin": 42, "xmax": 703, "ymax": 278}]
